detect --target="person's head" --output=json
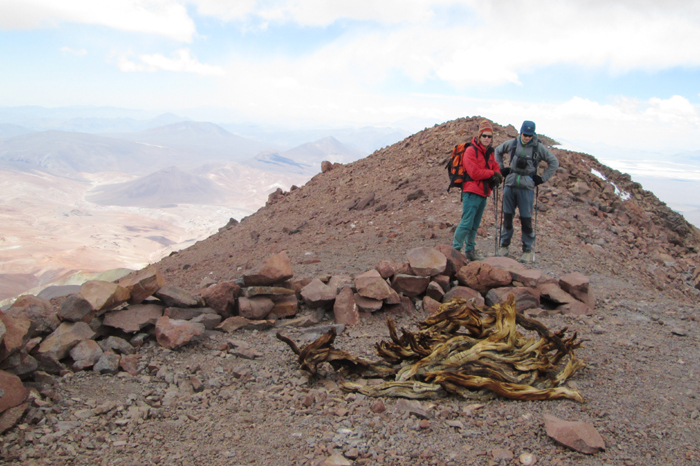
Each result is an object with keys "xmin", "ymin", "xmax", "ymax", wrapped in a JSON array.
[
  {"xmin": 478, "ymin": 119, "xmax": 494, "ymax": 147},
  {"xmin": 520, "ymin": 120, "xmax": 535, "ymax": 143}
]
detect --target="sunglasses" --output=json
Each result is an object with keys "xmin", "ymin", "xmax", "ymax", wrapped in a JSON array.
[
  {"xmin": 521, "ymin": 133, "xmax": 533, "ymax": 137},
  {"xmin": 481, "ymin": 134, "xmax": 493, "ymax": 139}
]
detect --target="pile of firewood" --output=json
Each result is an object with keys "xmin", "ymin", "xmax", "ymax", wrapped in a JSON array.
[{"xmin": 277, "ymin": 295, "xmax": 585, "ymax": 402}]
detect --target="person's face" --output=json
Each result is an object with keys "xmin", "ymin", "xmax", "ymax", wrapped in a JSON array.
[
  {"xmin": 480, "ymin": 132, "xmax": 493, "ymax": 145},
  {"xmin": 521, "ymin": 133, "xmax": 533, "ymax": 143}
]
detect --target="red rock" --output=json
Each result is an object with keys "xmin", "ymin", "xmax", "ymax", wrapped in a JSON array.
[
  {"xmin": 557, "ymin": 301, "xmax": 594, "ymax": 316},
  {"xmin": 422, "ymin": 296, "xmax": 441, "ymax": 314},
  {"xmin": 406, "ymin": 247, "xmax": 447, "ymax": 277},
  {"xmin": 485, "ymin": 287, "xmax": 540, "ymax": 312},
  {"xmin": 190, "ymin": 313, "xmax": 222, "ymax": 330},
  {"xmin": 483, "ymin": 256, "xmax": 525, "ymax": 271},
  {"xmin": 395, "ymin": 262, "xmax": 414, "ymax": 275},
  {"xmin": 268, "ymin": 294, "xmax": 299, "ymax": 319},
  {"xmin": 371, "ymin": 399, "xmax": 386, "ymax": 413},
  {"xmin": 434, "ymin": 244, "xmax": 468, "ymax": 277},
  {"xmin": 0, "ymin": 370, "xmax": 28, "ymax": 413},
  {"xmin": 355, "ymin": 269, "xmax": 392, "ymax": 300},
  {"xmin": 301, "ymin": 279, "xmax": 337, "ymax": 308},
  {"xmin": 391, "ymin": 274, "xmax": 430, "ymax": 297},
  {"xmin": 0, "ymin": 312, "xmax": 32, "ymax": 360},
  {"xmin": 58, "ymin": 295, "xmax": 95, "ymax": 323},
  {"xmin": 102, "ymin": 304, "xmax": 164, "ymax": 333},
  {"xmin": 93, "ymin": 351, "xmax": 120, "ymax": 375},
  {"xmin": 217, "ymin": 316, "xmax": 274, "ymax": 333},
  {"xmin": 333, "ymin": 287, "xmax": 360, "ymax": 325},
  {"xmin": 559, "ymin": 272, "xmax": 595, "ymax": 308},
  {"xmin": 491, "ymin": 448, "xmax": 514, "ymax": 461},
  {"xmin": 164, "ymin": 307, "xmax": 217, "ymax": 320},
  {"xmin": 375, "ymin": 260, "xmax": 398, "ymax": 279},
  {"xmin": 327, "ymin": 275, "xmax": 353, "ymax": 293},
  {"xmin": 80, "ymin": 280, "xmax": 130, "ymax": 314},
  {"xmin": 442, "ymin": 287, "xmax": 485, "ymax": 308},
  {"xmin": 118, "ymin": 265, "xmax": 166, "ymax": 304},
  {"xmin": 238, "ymin": 297, "xmax": 275, "ymax": 320},
  {"xmin": 5, "ymin": 295, "xmax": 58, "ymax": 336},
  {"xmin": 37, "ymin": 322, "xmax": 96, "ymax": 360},
  {"xmin": 69, "ymin": 340, "xmax": 103, "ymax": 371},
  {"xmin": 155, "ymin": 284, "xmax": 202, "ymax": 308},
  {"xmin": 425, "ymin": 281, "xmax": 445, "ymax": 302},
  {"xmin": 432, "ymin": 274, "xmax": 451, "ymax": 293},
  {"xmin": 200, "ymin": 281, "xmax": 241, "ymax": 317},
  {"xmin": 385, "ymin": 287, "xmax": 401, "ymax": 305},
  {"xmin": 119, "ymin": 354, "xmax": 141, "ymax": 376},
  {"xmin": 243, "ymin": 251, "xmax": 294, "ymax": 286},
  {"xmin": 155, "ymin": 317, "xmax": 205, "ymax": 350},
  {"xmin": 455, "ymin": 261, "xmax": 512, "ymax": 294},
  {"xmin": 0, "ymin": 349, "xmax": 38, "ymax": 379},
  {"xmin": 354, "ymin": 293, "xmax": 383, "ymax": 313},
  {"xmin": 544, "ymin": 414, "xmax": 606, "ymax": 454},
  {"xmin": 0, "ymin": 402, "xmax": 28, "ymax": 434},
  {"xmin": 508, "ymin": 269, "xmax": 544, "ymax": 288},
  {"xmin": 539, "ymin": 283, "xmax": 577, "ymax": 305}
]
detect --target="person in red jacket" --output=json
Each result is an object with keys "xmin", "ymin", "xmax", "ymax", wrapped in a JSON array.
[{"xmin": 451, "ymin": 119, "xmax": 503, "ymax": 260}]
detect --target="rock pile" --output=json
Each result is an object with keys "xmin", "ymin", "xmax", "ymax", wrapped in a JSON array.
[{"xmin": 0, "ymin": 243, "xmax": 596, "ymax": 433}]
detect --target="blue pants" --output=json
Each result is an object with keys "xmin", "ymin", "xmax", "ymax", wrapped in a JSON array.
[
  {"xmin": 452, "ymin": 192, "xmax": 487, "ymax": 252},
  {"xmin": 500, "ymin": 186, "xmax": 535, "ymax": 252}
]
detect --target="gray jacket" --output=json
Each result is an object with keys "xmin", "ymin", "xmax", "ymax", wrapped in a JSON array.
[{"xmin": 494, "ymin": 135, "xmax": 559, "ymax": 190}]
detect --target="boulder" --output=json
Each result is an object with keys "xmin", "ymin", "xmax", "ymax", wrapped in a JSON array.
[
  {"xmin": 455, "ymin": 261, "xmax": 512, "ymax": 294},
  {"xmin": 93, "ymin": 352, "xmax": 121, "ymax": 375},
  {"xmin": 375, "ymin": 260, "xmax": 398, "ymax": 279},
  {"xmin": 422, "ymin": 296, "xmax": 441, "ymax": 315},
  {"xmin": 485, "ymin": 287, "xmax": 540, "ymax": 312},
  {"xmin": 102, "ymin": 304, "xmax": 164, "ymax": 333},
  {"xmin": 69, "ymin": 340, "xmax": 103, "ymax": 371},
  {"xmin": 0, "ymin": 349, "xmax": 37, "ymax": 379},
  {"xmin": 442, "ymin": 286, "xmax": 485, "ymax": 308},
  {"xmin": 155, "ymin": 284, "xmax": 202, "ymax": 308},
  {"xmin": 217, "ymin": 316, "xmax": 274, "ymax": 333},
  {"xmin": 155, "ymin": 317, "xmax": 205, "ymax": 350},
  {"xmin": 80, "ymin": 280, "xmax": 130, "ymax": 314},
  {"xmin": 118, "ymin": 266, "xmax": 166, "ymax": 304},
  {"xmin": 406, "ymin": 247, "xmax": 447, "ymax": 277},
  {"xmin": 354, "ymin": 293, "xmax": 383, "ymax": 313},
  {"xmin": 243, "ymin": 251, "xmax": 294, "ymax": 286},
  {"xmin": 0, "ymin": 402, "xmax": 28, "ymax": 434},
  {"xmin": 544, "ymin": 414, "xmax": 605, "ymax": 455},
  {"xmin": 434, "ymin": 244, "xmax": 468, "ymax": 277},
  {"xmin": 508, "ymin": 269, "xmax": 544, "ymax": 288},
  {"xmin": 119, "ymin": 354, "xmax": 141, "ymax": 376},
  {"xmin": 0, "ymin": 312, "xmax": 32, "ymax": 361},
  {"xmin": 355, "ymin": 270, "xmax": 392, "ymax": 300},
  {"xmin": 301, "ymin": 279, "xmax": 337, "ymax": 309},
  {"xmin": 58, "ymin": 295, "xmax": 95, "ymax": 323},
  {"xmin": 327, "ymin": 275, "xmax": 353, "ymax": 293},
  {"xmin": 432, "ymin": 275, "xmax": 451, "ymax": 293},
  {"xmin": 538, "ymin": 283, "xmax": 577, "ymax": 305},
  {"xmin": 190, "ymin": 313, "xmax": 223, "ymax": 330},
  {"xmin": 0, "ymin": 370, "xmax": 28, "ymax": 414},
  {"xmin": 200, "ymin": 281, "xmax": 241, "ymax": 317},
  {"xmin": 483, "ymin": 256, "xmax": 525, "ymax": 272},
  {"xmin": 98, "ymin": 336, "xmax": 135, "ymax": 355},
  {"xmin": 37, "ymin": 322, "xmax": 96, "ymax": 360},
  {"xmin": 391, "ymin": 274, "xmax": 430, "ymax": 297},
  {"xmin": 385, "ymin": 287, "xmax": 402, "ymax": 305},
  {"xmin": 333, "ymin": 287, "xmax": 360, "ymax": 326},
  {"xmin": 238, "ymin": 297, "xmax": 275, "ymax": 320},
  {"xmin": 268, "ymin": 294, "xmax": 299, "ymax": 319},
  {"xmin": 164, "ymin": 307, "xmax": 217, "ymax": 321},
  {"xmin": 425, "ymin": 281, "xmax": 445, "ymax": 302},
  {"xmin": 5, "ymin": 295, "xmax": 59, "ymax": 336},
  {"xmin": 559, "ymin": 272, "xmax": 595, "ymax": 308}
]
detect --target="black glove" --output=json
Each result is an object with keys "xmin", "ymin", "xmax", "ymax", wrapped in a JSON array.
[
  {"xmin": 533, "ymin": 175, "xmax": 544, "ymax": 186},
  {"xmin": 501, "ymin": 167, "xmax": 511, "ymax": 177},
  {"xmin": 490, "ymin": 172, "xmax": 503, "ymax": 186}
]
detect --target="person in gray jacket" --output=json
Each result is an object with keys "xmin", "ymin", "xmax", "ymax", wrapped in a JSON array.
[{"xmin": 495, "ymin": 120, "xmax": 559, "ymax": 263}]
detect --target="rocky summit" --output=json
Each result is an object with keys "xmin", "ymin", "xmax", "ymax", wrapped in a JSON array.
[{"xmin": 1, "ymin": 116, "xmax": 699, "ymax": 466}]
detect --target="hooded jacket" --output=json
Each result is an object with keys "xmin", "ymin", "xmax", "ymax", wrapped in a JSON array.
[
  {"xmin": 462, "ymin": 136, "xmax": 500, "ymax": 197},
  {"xmin": 494, "ymin": 135, "xmax": 559, "ymax": 191}
]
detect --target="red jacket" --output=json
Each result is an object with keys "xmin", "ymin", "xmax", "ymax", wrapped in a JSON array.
[{"xmin": 462, "ymin": 137, "xmax": 500, "ymax": 197}]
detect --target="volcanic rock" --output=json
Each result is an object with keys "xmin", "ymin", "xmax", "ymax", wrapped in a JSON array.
[
  {"xmin": 544, "ymin": 414, "xmax": 606, "ymax": 454},
  {"xmin": 118, "ymin": 265, "xmax": 166, "ymax": 304},
  {"xmin": 243, "ymin": 251, "xmax": 294, "ymax": 286},
  {"xmin": 333, "ymin": 287, "xmax": 360, "ymax": 325},
  {"xmin": 37, "ymin": 322, "xmax": 96, "ymax": 360},
  {"xmin": 391, "ymin": 274, "xmax": 430, "ymax": 297},
  {"xmin": 238, "ymin": 297, "xmax": 275, "ymax": 320},
  {"xmin": 5, "ymin": 295, "xmax": 58, "ymax": 336},
  {"xmin": 102, "ymin": 304, "xmax": 164, "ymax": 333},
  {"xmin": 406, "ymin": 247, "xmax": 447, "ymax": 277},
  {"xmin": 433, "ymin": 244, "xmax": 468, "ymax": 277},
  {"xmin": 354, "ymin": 269, "xmax": 392, "ymax": 300},
  {"xmin": 58, "ymin": 295, "xmax": 95, "ymax": 323},
  {"xmin": 0, "ymin": 370, "xmax": 28, "ymax": 413},
  {"xmin": 300, "ymin": 279, "xmax": 337, "ymax": 308},
  {"xmin": 353, "ymin": 293, "xmax": 383, "ymax": 313},
  {"xmin": 442, "ymin": 286, "xmax": 485, "ymax": 307},
  {"xmin": 200, "ymin": 281, "xmax": 241, "ymax": 317},
  {"xmin": 155, "ymin": 284, "xmax": 202, "ymax": 308},
  {"xmin": 69, "ymin": 340, "xmax": 103, "ymax": 371},
  {"xmin": 559, "ymin": 272, "xmax": 595, "ymax": 308},
  {"xmin": 155, "ymin": 317, "xmax": 205, "ymax": 349},
  {"xmin": 485, "ymin": 287, "xmax": 540, "ymax": 312},
  {"xmin": 80, "ymin": 280, "xmax": 130, "ymax": 314},
  {"xmin": 456, "ymin": 261, "xmax": 512, "ymax": 294}
]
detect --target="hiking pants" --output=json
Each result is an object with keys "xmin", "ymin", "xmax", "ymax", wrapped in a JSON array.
[
  {"xmin": 500, "ymin": 186, "xmax": 535, "ymax": 252},
  {"xmin": 452, "ymin": 192, "xmax": 487, "ymax": 253}
]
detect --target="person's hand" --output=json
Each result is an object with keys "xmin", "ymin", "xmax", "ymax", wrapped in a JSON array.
[
  {"xmin": 501, "ymin": 167, "xmax": 511, "ymax": 177},
  {"xmin": 533, "ymin": 175, "xmax": 544, "ymax": 186},
  {"xmin": 491, "ymin": 172, "xmax": 503, "ymax": 185}
]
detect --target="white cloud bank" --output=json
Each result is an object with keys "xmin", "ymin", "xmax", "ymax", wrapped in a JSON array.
[{"xmin": 118, "ymin": 49, "xmax": 225, "ymax": 76}]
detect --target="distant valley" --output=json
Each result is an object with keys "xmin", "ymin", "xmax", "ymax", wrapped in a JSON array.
[{"xmin": 0, "ymin": 108, "xmax": 409, "ymax": 302}]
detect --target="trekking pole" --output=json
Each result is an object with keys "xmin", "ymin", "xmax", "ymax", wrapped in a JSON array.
[
  {"xmin": 493, "ymin": 186, "xmax": 499, "ymax": 256},
  {"xmin": 498, "ymin": 187, "xmax": 505, "ymax": 254},
  {"xmin": 533, "ymin": 186, "xmax": 539, "ymax": 261}
]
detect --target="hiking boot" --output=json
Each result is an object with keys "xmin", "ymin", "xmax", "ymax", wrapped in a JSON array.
[
  {"xmin": 497, "ymin": 246, "xmax": 509, "ymax": 257},
  {"xmin": 465, "ymin": 249, "xmax": 484, "ymax": 261},
  {"xmin": 519, "ymin": 251, "xmax": 535, "ymax": 263}
]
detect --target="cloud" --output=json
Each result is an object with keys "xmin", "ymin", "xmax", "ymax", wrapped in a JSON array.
[
  {"xmin": 118, "ymin": 49, "xmax": 225, "ymax": 76},
  {"xmin": 0, "ymin": 0, "xmax": 195, "ymax": 42},
  {"xmin": 60, "ymin": 46, "xmax": 87, "ymax": 56}
]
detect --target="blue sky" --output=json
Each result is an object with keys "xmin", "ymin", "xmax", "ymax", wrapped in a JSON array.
[{"xmin": 2, "ymin": 0, "xmax": 700, "ymax": 159}]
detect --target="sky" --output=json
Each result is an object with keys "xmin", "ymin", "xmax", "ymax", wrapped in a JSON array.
[{"xmin": 2, "ymin": 0, "xmax": 700, "ymax": 161}]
